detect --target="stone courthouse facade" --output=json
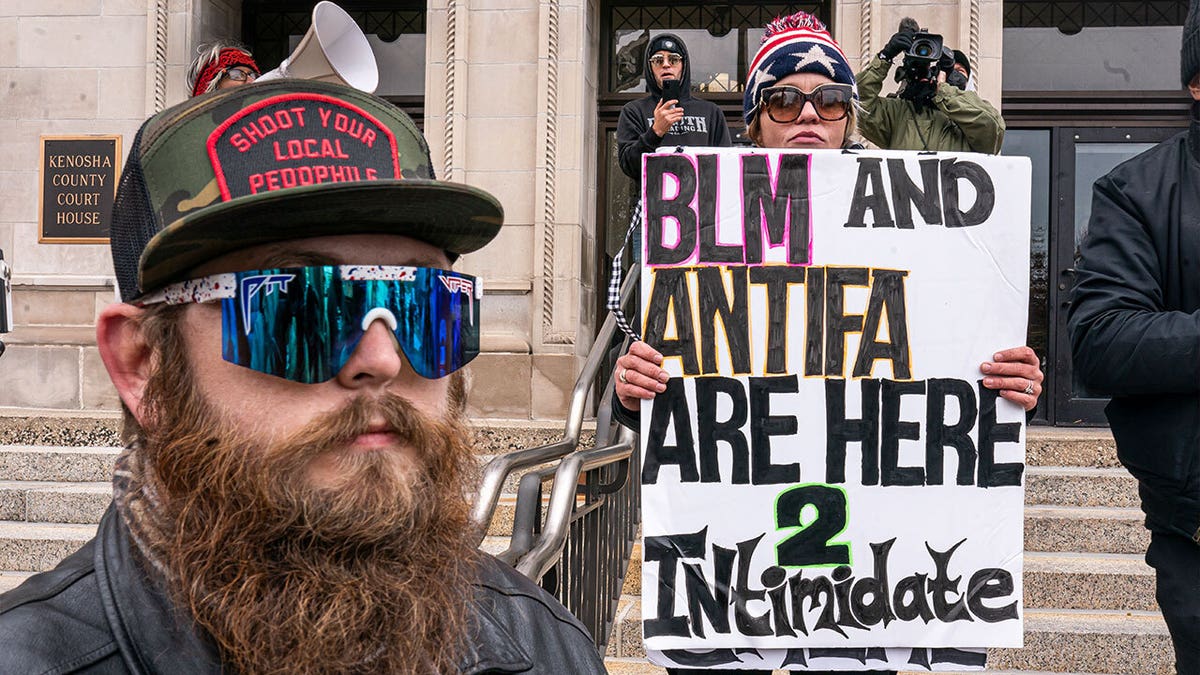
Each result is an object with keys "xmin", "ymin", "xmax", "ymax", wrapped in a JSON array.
[{"xmin": 0, "ymin": 0, "xmax": 1192, "ymax": 425}]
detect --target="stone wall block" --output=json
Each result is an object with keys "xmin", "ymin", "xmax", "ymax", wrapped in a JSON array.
[
  {"xmin": 469, "ymin": 0, "xmax": 534, "ymax": 15},
  {"xmin": 2, "ymin": 1, "xmax": 102, "ymax": 16},
  {"xmin": 554, "ymin": 61, "xmax": 583, "ymax": 118},
  {"xmin": 552, "ymin": 113, "xmax": 582, "ymax": 173},
  {"xmin": 460, "ymin": 220, "xmax": 534, "ymax": 282},
  {"xmin": 467, "ymin": 63, "xmax": 538, "ymax": 117},
  {"xmin": 477, "ymin": 291, "xmax": 532, "ymax": 352},
  {"xmin": 552, "ymin": 221, "xmax": 581, "ymax": 282},
  {"xmin": 464, "ymin": 353, "xmax": 532, "ymax": 418},
  {"xmin": 81, "ymin": 347, "xmax": 120, "ymax": 410},
  {"xmin": 463, "ymin": 169, "xmax": 535, "ymax": 226},
  {"xmin": 14, "ymin": 223, "xmax": 115, "ymax": 278},
  {"xmin": 0, "ymin": 68, "xmax": 99, "ymax": 120},
  {"xmin": 464, "ymin": 116, "xmax": 536, "ymax": 171},
  {"xmin": 14, "ymin": 288, "xmax": 99, "ymax": 326},
  {"xmin": 0, "ymin": 18, "xmax": 17, "ymax": 65},
  {"xmin": 469, "ymin": 8, "xmax": 537, "ymax": 63},
  {"xmin": 552, "ymin": 168, "xmax": 581, "ymax": 226},
  {"xmin": 0, "ymin": 345, "xmax": 80, "ymax": 409},
  {"xmin": 98, "ymin": 68, "xmax": 147, "ymax": 120},
  {"xmin": 530, "ymin": 352, "xmax": 580, "ymax": 419},
  {"xmin": 0, "ymin": 173, "xmax": 37, "ymax": 225},
  {"xmin": 19, "ymin": 17, "xmax": 145, "ymax": 68},
  {"xmin": 102, "ymin": 0, "xmax": 152, "ymax": 16}
]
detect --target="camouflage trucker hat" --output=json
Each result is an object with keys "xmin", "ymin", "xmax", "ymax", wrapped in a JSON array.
[{"xmin": 110, "ymin": 79, "xmax": 503, "ymax": 302}]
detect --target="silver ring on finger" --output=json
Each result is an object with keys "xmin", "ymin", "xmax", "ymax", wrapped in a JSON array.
[
  {"xmin": 1023, "ymin": 380, "xmax": 1035, "ymax": 395},
  {"xmin": 618, "ymin": 367, "xmax": 628, "ymax": 385}
]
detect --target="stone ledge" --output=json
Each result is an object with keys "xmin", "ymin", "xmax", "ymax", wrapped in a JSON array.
[{"xmin": 3, "ymin": 325, "xmax": 97, "ymax": 346}]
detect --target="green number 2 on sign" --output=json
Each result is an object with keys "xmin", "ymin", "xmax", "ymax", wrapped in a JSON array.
[{"xmin": 775, "ymin": 484, "xmax": 851, "ymax": 567}]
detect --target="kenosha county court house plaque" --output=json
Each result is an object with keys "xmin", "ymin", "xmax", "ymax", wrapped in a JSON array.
[{"xmin": 39, "ymin": 135, "xmax": 121, "ymax": 243}]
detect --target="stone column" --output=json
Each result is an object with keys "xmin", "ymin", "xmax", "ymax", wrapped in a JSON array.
[{"xmin": 424, "ymin": 0, "xmax": 594, "ymax": 420}]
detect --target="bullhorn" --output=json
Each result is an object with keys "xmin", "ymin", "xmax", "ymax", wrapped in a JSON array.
[{"xmin": 257, "ymin": 1, "xmax": 379, "ymax": 93}]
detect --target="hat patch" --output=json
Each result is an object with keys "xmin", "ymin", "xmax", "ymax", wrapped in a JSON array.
[{"xmin": 207, "ymin": 93, "xmax": 400, "ymax": 200}]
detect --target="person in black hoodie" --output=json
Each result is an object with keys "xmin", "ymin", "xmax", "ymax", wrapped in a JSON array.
[
  {"xmin": 1069, "ymin": 2, "xmax": 1200, "ymax": 671},
  {"xmin": 616, "ymin": 33, "xmax": 731, "ymax": 181}
]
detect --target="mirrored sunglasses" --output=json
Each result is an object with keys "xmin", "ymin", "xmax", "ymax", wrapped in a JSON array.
[
  {"xmin": 138, "ymin": 265, "xmax": 482, "ymax": 383},
  {"xmin": 648, "ymin": 54, "xmax": 684, "ymax": 67},
  {"xmin": 759, "ymin": 83, "xmax": 854, "ymax": 123}
]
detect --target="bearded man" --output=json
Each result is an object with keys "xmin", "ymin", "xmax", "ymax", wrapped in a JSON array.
[{"xmin": 0, "ymin": 79, "xmax": 606, "ymax": 675}]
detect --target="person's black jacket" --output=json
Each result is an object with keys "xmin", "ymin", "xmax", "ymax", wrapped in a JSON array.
[
  {"xmin": 1068, "ymin": 101, "xmax": 1200, "ymax": 544},
  {"xmin": 0, "ymin": 505, "xmax": 608, "ymax": 674},
  {"xmin": 616, "ymin": 33, "xmax": 731, "ymax": 181}
]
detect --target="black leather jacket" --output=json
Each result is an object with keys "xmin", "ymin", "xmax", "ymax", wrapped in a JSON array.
[
  {"xmin": 0, "ymin": 506, "xmax": 607, "ymax": 674},
  {"xmin": 1068, "ymin": 101, "xmax": 1200, "ymax": 544}
]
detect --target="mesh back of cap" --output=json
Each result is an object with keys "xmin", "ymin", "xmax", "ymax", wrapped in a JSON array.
[{"xmin": 109, "ymin": 127, "xmax": 159, "ymax": 302}]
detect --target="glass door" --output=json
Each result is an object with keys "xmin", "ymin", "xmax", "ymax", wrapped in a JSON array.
[{"xmin": 1051, "ymin": 126, "xmax": 1180, "ymax": 425}]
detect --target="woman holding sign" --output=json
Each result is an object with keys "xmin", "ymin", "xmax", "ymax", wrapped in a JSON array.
[
  {"xmin": 612, "ymin": 11, "xmax": 1042, "ymax": 675},
  {"xmin": 614, "ymin": 11, "xmax": 1042, "ymax": 421}
]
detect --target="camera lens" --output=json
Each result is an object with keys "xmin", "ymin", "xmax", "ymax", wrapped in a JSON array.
[{"xmin": 913, "ymin": 41, "xmax": 933, "ymax": 57}]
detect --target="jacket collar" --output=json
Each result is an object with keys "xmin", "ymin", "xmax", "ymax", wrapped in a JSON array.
[
  {"xmin": 93, "ymin": 505, "xmax": 224, "ymax": 675},
  {"xmin": 93, "ymin": 505, "xmax": 535, "ymax": 674}
]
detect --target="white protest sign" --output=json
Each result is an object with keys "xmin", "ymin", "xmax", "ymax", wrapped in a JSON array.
[{"xmin": 637, "ymin": 148, "xmax": 1031, "ymax": 658}]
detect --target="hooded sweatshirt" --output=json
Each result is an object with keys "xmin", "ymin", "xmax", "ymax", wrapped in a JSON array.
[{"xmin": 616, "ymin": 33, "xmax": 731, "ymax": 181}]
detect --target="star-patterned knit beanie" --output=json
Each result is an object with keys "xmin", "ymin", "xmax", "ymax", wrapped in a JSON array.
[{"xmin": 742, "ymin": 12, "xmax": 856, "ymax": 126}]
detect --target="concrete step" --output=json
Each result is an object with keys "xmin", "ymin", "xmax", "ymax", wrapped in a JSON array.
[
  {"xmin": 1024, "ymin": 552, "xmax": 1156, "ymax": 612},
  {"xmin": 1025, "ymin": 428, "xmax": 1117, "ymax": 469},
  {"xmin": 0, "ymin": 414, "xmax": 595, "ymax": 459},
  {"xmin": 609, "ymin": 599, "xmax": 1172, "ymax": 674},
  {"xmin": 989, "ymin": 610, "xmax": 1172, "ymax": 674},
  {"xmin": 0, "ymin": 571, "xmax": 33, "ymax": 594},
  {"xmin": 0, "ymin": 520, "xmax": 96, "ymax": 572},
  {"xmin": 603, "ymin": 658, "xmax": 666, "ymax": 674},
  {"xmin": 1024, "ymin": 505, "xmax": 1148, "ymax": 554},
  {"xmin": 0, "ymin": 480, "xmax": 111, "ymax": 523},
  {"xmin": 0, "ymin": 445, "xmax": 119, "ymax": 482},
  {"xmin": 1023, "ymin": 466, "xmax": 1137, "ymax": 509}
]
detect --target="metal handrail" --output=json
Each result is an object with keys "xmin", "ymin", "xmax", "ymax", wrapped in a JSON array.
[
  {"xmin": 494, "ymin": 465, "xmax": 557, "ymax": 565},
  {"xmin": 514, "ymin": 423, "xmax": 638, "ymax": 580},
  {"xmin": 470, "ymin": 270, "xmax": 639, "ymax": 542}
]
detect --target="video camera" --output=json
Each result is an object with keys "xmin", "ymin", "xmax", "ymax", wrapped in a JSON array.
[{"xmin": 893, "ymin": 18, "xmax": 954, "ymax": 101}]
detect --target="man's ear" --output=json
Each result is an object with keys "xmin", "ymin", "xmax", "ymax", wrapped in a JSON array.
[
  {"xmin": 1190, "ymin": 74, "xmax": 1200, "ymax": 101},
  {"xmin": 97, "ymin": 303, "xmax": 152, "ymax": 425}
]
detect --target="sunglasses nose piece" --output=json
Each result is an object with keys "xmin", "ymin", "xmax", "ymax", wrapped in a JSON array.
[{"xmin": 361, "ymin": 307, "xmax": 399, "ymax": 332}]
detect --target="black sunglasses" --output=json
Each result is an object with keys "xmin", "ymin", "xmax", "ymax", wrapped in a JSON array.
[{"xmin": 759, "ymin": 83, "xmax": 854, "ymax": 123}]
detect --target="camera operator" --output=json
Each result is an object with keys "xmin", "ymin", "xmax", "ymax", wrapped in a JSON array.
[
  {"xmin": 616, "ymin": 34, "xmax": 731, "ymax": 181},
  {"xmin": 856, "ymin": 19, "xmax": 1004, "ymax": 153}
]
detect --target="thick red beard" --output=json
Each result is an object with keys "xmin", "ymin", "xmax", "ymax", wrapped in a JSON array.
[{"xmin": 135, "ymin": 317, "xmax": 480, "ymax": 675}]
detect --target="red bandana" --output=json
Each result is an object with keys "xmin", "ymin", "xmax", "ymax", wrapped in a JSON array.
[{"xmin": 192, "ymin": 49, "xmax": 261, "ymax": 98}]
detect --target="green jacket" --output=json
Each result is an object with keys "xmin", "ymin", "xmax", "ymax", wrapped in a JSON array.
[{"xmin": 855, "ymin": 56, "xmax": 1005, "ymax": 153}]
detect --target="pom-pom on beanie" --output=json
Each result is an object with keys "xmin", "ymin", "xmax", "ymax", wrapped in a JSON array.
[{"xmin": 743, "ymin": 11, "xmax": 856, "ymax": 126}]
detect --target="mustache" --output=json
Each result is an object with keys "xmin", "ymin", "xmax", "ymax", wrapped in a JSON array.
[{"xmin": 266, "ymin": 392, "xmax": 443, "ymax": 473}]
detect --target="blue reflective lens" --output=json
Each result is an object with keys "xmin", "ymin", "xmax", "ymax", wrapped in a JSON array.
[{"xmin": 220, "ymin": 265, "xmax": 481, "ymax": 383}]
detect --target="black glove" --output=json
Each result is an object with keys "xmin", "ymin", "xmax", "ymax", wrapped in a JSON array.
[
  {"xmin": 879, "ymin": 31, "xmax": 914, "ymax": 61},
  {"xmin": 945, "ymin": 69, "xmax": 968, "ymax": 90},
  {"xmin": 937, "ymin": 48, "xmax": 956, "ymax": 74}
]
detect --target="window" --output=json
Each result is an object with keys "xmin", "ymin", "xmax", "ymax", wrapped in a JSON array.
[{"xmin": 1003, "ymin": 1, "xmax": 1189, "ymax": 91}]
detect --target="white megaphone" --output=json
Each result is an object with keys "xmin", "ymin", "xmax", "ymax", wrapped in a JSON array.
[{"xmin": 257, "ymin": 1, "xmax": 379, "ymax": 93}]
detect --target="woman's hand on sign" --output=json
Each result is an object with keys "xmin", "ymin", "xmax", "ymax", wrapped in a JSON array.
[
  {"xmin": 981, "ymin": 346, "xmax": 1043, "ymax": 411},
  {"xmin": 616, "ymin": 341, "xmax": 669, "ymax": 412}
]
